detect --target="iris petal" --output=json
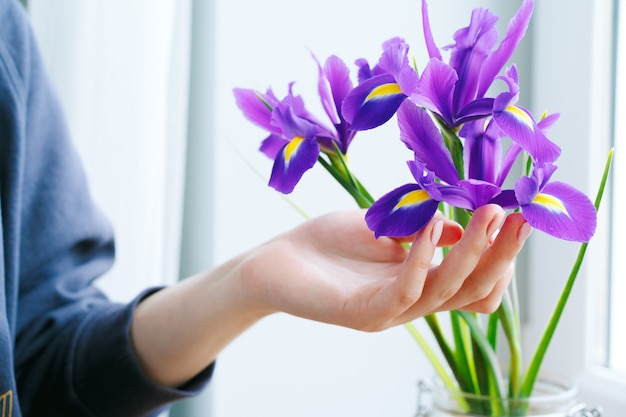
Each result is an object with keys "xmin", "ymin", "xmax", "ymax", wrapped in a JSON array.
[
  {"xmin": 316, "ymin": 55, "xmax": 356, "ymax": 153},
  {"xmin": 260, "ymin": 134, "xmax": 288, "ymax": 159},
  {"xmin": 272, "ymin": 102, "xmax": 321, "ymax": 140},
  {"xmin": 233, "ymin": 88, "xmax": 280, "ymax": 133},
  {"xmin": 489, "ymin": 189, "xmax": 519, "ymax": 209},
  {"xmin": 455, "ymin": 97, "xmax": 495, "ymax": 125},
  {"xmin": 477, "ymin": 0, "xmax": 534, "ymax": 97},
  {"xmin": 366, "ymin": 183, "xmax": 440, "ymax": 238},
  {"xmin": 355, "ymin": 58, "xmax": 373, "ymax": 84},
  {"xmin": 269, "ymin": 138, "xmax": 320, "ymax": 193},
  {"xmin": 517, "ymin": 180, "xmax": 597, "ymax": 242},
  {"xmin": 493, "ymin": 98, "xmax": 561, "ymax": 163},
  {"xmin": 450, "ymin": 7, "xmax": 498, "ymax": 113},
  {"xmin": 342, "ymin": 74, "xmax": 407, "ymax": 130},
  {"xmin": 377, "ymin": 38, "xmax": 419, "ymax": 94},
  {"xmin": 420, "ymin": 0, "xmax": 443, "ymax": 60},
  {"xmin": 411, "ymin": 58, "xmax": 458, "ymax": 126},
  {"xmin": 315, "ymin": 56, "xmax": 341, "ymax": 126},
  {"xmin": 398, "ymin": 101, "xmax": 460, "ymax": 186},
  {"xmin": 366, "ymin": 83, "xmax": 403, "ymax": 100},
  {"xmin": 377, "ymin": 38, "xmax": 410, "ymax": 75},
  {"xmin": 537, "ymin": 112, "xmax": 560, "ymax": 131},
  {"xmin": 458, "ymin": 179, "xmax": 502, "ymax": 209},
  {"xmin": 437, "ymin": 185, "xmax": 476, "ymax": 211},
  {"xmin": 316, "ymin": 55, "xmax": 353, "ymax": 126},
  {"xmin": 461, "ymin": 119, "xmax": 502, "ymax": 184}
]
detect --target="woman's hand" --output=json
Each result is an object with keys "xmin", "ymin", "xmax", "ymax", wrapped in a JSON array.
[
  {"xmin": 131, "ymin": 204, "xmax": 531, "ymax": 387},
  {"xmin": 241, "ymin": 204, "xmax": 530, "ymax": 331}
]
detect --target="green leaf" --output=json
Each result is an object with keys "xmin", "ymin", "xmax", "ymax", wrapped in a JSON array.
[{"xmin": 521, "ymin": 148, "xmax": 614, "ymax": 397}]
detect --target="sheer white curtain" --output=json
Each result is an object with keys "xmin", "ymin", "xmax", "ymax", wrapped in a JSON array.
[{"xmin": 27, "ymin": 0, "xmax": 192, "ymax": 301}]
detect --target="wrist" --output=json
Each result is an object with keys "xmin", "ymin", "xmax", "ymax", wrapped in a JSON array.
[{"xmin": 130, "ymin": 250, "xmax": 274, "ymax": 387}]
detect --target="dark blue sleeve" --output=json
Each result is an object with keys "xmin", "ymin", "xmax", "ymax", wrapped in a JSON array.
[{"xmin": 0, "ymin": 1, "xmax": 213, "ymax": 415}]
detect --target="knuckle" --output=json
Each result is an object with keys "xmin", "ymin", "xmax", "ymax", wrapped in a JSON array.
[
  {"xmin": 473, "ymin": 297, "xmax": 502, "ymax": 314},
  {"xmin": 437, "ymin": 284, "xmax": 461, "ymax": 303},
  {"xmin": 470, "ymin": 284, "xmax": 494, "ymax": 303},
  {"xmin": 394, "ymin": 289, "xmax": 422, "ymax": 307},
  {"xmin": 459, "ymin": 236, "xmax": 489, "ymax": 257}
]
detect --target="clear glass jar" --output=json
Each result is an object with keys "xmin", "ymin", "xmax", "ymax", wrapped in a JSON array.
[{"xmin": 415, "ymin": 375, "xmax": 603, "ymax": 417}]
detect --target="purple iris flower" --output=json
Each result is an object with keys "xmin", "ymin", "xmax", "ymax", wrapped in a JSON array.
[
  {"xmin": 314, "ymin": 54, "xmax": 357, "ymax": 154},
  {"xmin": 234, "ymin": 55, "xmax": 356, "ymax": 194},
  {"xmin": 515, "ymin": 163, "xmax": 597, "ymax": 242},
  {"xmin": 232, "ymin": 88, "xmax": 281, "ymax": 135},
  {"xmin": 491, "ymin": 65, "xmax": 561, "ymax": 163},
  {"xmin": 366, "ymin": 100, "xmax": 596, "ymax": 242},
  {"xmin": 341, "ymin": 37, "xmax": 419, "ymax": 131},
  {"xmin": 411, "ymin": 0, "xmax": 534, "ymax": 128},
  {"xmin": 366, "ymin": 101, "xmax": 512, "ymax": 237},
  {"xmin": 460, "ymin": 117, "xmax": 504, "ymax": 185},
  {"xmin": 365, "ymin": 163, "xmax": 444, "ymax": 238},
  {"xmin": 342, "ymin": 0, "xmax": 534, "ymax": 133}
]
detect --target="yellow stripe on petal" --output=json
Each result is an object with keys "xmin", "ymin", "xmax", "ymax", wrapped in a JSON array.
[
  {"xmin": 284, "ymin": 136, "xmax": 305, "ymax": 162},
  {"xmin": 394, "ymin": 190, "xmax": 430, "ymax": 211},
  {"xmin": 506, "ymin": 105, "xmax": 534, "ymax": 129},
  {"xmin": 365, "ymin": 83, "xmax": 402, "ymax": 102},
  {"xmin": 532, "ymin": 193, "xmax": 568, "ymax": 214}
]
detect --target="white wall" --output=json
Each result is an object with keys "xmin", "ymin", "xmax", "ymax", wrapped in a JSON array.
[{"xmin": 211, "ymin": 1, "xmax": 521, "ymax": 416}]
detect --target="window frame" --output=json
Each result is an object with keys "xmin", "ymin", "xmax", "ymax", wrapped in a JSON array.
[
  {"xmin": 523, "ymin": 0, "xmax": 624, "ymax": 414},
  {"xmin": 608, "ymin": 0, "xmax": 626, "ymax": 375}
]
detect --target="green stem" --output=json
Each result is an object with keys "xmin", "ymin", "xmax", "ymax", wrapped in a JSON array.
[
  {"xmin": 472, "ymin": 335, "xmax": 490, "ymax": 400},
  {"xmin": 450, "ymin": 311, "xmax": 478, "ymax": 393},
  {"xmin": 521, "ymin": 244, "xmax": 589, "ymax": 397},
  {"xmin": 317, "ymin": 155, "xmax": 373, "ymax": 208},
  {"xmin": 424, "ymin": 315, "xmax": 456, "ymax": 370},
  {"xmin": 458, "ymin": 311, "xmax": 505, "ymax": 417},
  {"xmin": 424, "ymin": 314, "xmax": 474, "ymax": 393},
  {"xmin": 436, "ymin": 119, "xmax": 465, "ymax": 180},
  {"xmin": 498, "ymin": 290, "xmax": 523, "ymax": 399},
  {"xmin": 487, "ymin": 313, "xmax": 499, "ymax": 350},
  {"xmin": 405, "ymin": 321, "xmax": 474, "ymax": 413},
  {"xmin": 457, "ymin": 311, "xmax": 506, "ymax": 415},
  {"xmin": 521, "ymin": 148, "xmax": 613, "ymax": 397},
  {"xmin": 404, "ymin": 322, "xmax": 458, "ymax": 391},
  {"xmin": 452, "ymin": 207, "xmax": 472, "ymax": 229}
]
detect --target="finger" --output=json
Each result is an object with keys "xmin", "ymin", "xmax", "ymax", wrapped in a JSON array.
[
  {"xmin": 458, "ymin": 263, "xmax": 514, "ymax": 313},
  {"xmin": 479, "ymin": 212, "xmax": 531, "ymax": 267},
  {"xmin": 403, "ymin": 204, "xmax": 506, "ymax": 317},
  {"xmin": 437, "ymin": 218, "xmax": 463, "ymax": 247},
  {"xmin": 394, "ymin": 217, "xmax": 463, "ymax": 247},
  {"xmin": 371, "ymin": 218, "xmax": 443, "ymax": 325},
  {"xmin": 438, "ymin": 212, "xmax": 530, "ymax": 311}
]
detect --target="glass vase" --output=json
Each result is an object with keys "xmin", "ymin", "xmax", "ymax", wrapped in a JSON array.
[{"xmin": 415, "ymin": 375, "xmax": 603, "ymax": 417}]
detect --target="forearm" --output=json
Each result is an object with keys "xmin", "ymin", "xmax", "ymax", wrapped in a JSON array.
[{"xmin": 130, "ymin": 250, "xmax": 271, "ymax": 388}]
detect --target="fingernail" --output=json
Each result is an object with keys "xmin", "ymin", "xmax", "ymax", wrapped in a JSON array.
[
  {"xmin": 487, "ymin": 211, "xmax": 504, "ymax": 238},
  {"xmin": 517, "ymin": 222, "xmax": 533, "ymax": 243},
  {"xmin": 431, "ymin": 220, "xmax": 444, "ymax": 245},
  {"xmin": 490, "ymin": 228, "xmax": 500, "ymax": 244}
]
